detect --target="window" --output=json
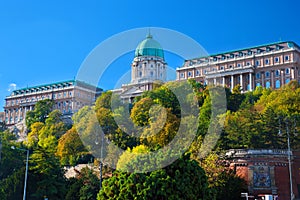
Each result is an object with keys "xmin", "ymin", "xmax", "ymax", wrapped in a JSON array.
[
  {"xmin": 266, "ymin": 47, "xmax": 271, "ymax": 52},
  {"xmin": 256, "ymin": 60, "xmax": 260, "ymax": 66},
  {"xmin": 139, "ymin": 71, "xmax": 142, "ymax": 77},
  {"xmin": 220, "ymin": 66, "xmax": 224, "ymax": 70},
  {"xmin": 196, "ymin": 70, "xmax": 200, "ymax": 76},
  {"xmin": 275, "ymin": 70, "xmax": 280, "ymax": 77},
  {"xmin": 276, "ymin": 80, "xmax": 281, "ymax": 88},
  {"xmin": 237, "ymin": 63, "xmax": 241, "ymax": 68},
  {"xmin": 188, "ymin": 71, "xmax": 192, "ymax": 77},
  {"xmin": 229, "ymin": 65, "xmax": 233, "ymax": 69},
  {"xmin": 265, "ymin": 71, "xmax": 270, "ymax": 78},
  {"xmin": 246, "ymin": 62, "xmax": 250, "ymax": 66},
  {"xmin": 265, "ymin": 59, "xmax": 269, "ymax": 65},
  {"xmin": 248, "ymin": 51, "xmax": 252, "ymax": 55},
  {"xmin": 285, "ymin": 68, "xmax": 290, "ymax": 74},
  {"xmin": 151, "ymin": 64, "xmax": 153, "ymax": 68},
  {"xmin": 64, "ymin": 92, "xmax": 67, "ymax": 97},
  {"xmin": 53, "ymin": 94, "xmax": 56, "ymax": 99},
  {"xmin": 285, "ymin": 55, "xmax": 289, "ymax": 61},
  {"xmin": 256, "ymin": 73, "xmax": 261, "ymax": 79},
  {"xmin": 286, "ymin": 79, "xmax": 290, "ymax": 84},
  {"xmin": 256, "ymin": 82, "xmax": 261, "ymax": 87},
  {"xmin": 257, "ymin": 49, "xmax": 261, "ymax": 54},
  {"xmin": 266, "ymin": 81, "xmax": 270, "ymax": 88},
  {"xmin": 204, "ymin": 70, "xmax": 207, "ymax": 74},
  {"xmin": 276, "ymin": 45, "xmax": 281, "ymax": 50},
  {"xmin": 180, "ymin": 73, "xmax": 185, "ymax": 78},
  {"xmin": 275, "ymin": 57, "xmax": 279, "ymax": 63},
  {"xmin": 69, "ymin": 92, "xmax": 72, "ymax": 97},
  {"xmin": 150, "ymin": 71, "xmax": 154, "ymax": 77}
]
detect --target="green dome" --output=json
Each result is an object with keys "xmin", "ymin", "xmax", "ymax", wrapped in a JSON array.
[{"xmin": 135, "ymin": 34, "xmax": 164, "ymax": 58}]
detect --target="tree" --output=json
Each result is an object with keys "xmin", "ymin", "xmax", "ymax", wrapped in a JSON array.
[
  {"xmin": 200, "ymin": 153, "xmax": 247, "ymax": 200},
  {"xmin": 29, "ymin": 147, "xmax": 67, "ymax": 199},
  {"xmin": 98, "ymin": 154, "xmax": 211, "ymax": 200},
  {"xmin": 65, "ymin": 167, "xmax": 100, "ymax": 200},
  {"xmin": 25, "ymin": 99, "xmax": 54, "ymax": 129},
  {"xmin": 57, "ymin": 127, "xmax": 88, "ymax": 166}
]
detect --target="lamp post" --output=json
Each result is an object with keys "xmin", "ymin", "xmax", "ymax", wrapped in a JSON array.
[
  {"xmin": 285, "ymin": 120, "xmax": 294, "ymax": 200},
  {"xmin": 95, "ymin": 131, "xmax": 104, "ymax": 190},
  {"xmin": 11, "ymin": 146, "xmax": 29, "ymax": 200}
]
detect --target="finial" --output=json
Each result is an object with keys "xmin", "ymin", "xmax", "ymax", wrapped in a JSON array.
[{"xmin": 146, "ymin": 28, "xmax": 152, "ymax": 39}]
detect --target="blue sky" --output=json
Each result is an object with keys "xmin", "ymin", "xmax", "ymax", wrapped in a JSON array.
[{"xmin": 0, "ymin": 0, "xmax": 300, "ymax": 111}]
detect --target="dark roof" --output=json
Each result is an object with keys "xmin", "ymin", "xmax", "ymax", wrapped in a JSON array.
[{"xmin": 188, "ymin": 41, "xmax": 300, "ymax": 61}]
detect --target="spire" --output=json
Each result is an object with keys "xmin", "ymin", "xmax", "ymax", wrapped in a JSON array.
[{"xmin": 146, "ymin": 28, "xmax": 152, "ymax": 39}]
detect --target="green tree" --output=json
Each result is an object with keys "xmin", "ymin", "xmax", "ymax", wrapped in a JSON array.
[
  {"xmin": 98, "ymin": 154, "xmax": 210, "ymax": 200},
  {"xmin": 29, "ymin": 147, "xmax": 67, "ymax": 199},
  {"xmin": 57, "ymin": 127, "xmax": 88, "ymax": 166},
  {"xmin": 65, "ymin": 167, "xmax": 100, "ymax": 200},
  {"xmin": 200, "ymin": 153, "xmax": 247, "ymax": 200},
  {"xmin": 25, "ymin": 99, "xmax": 54, "ymax": 129}
]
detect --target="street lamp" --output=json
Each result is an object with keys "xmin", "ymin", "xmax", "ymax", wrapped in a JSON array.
[
  {"xmin": 11, "ymin": 146, "xmax": 29, "ymax": 200},
  {"xmin": 95, "ymin": 132, "xmax": 105, "ymax": 190},
  {"xmin": 285, "ymin": 120, "xmax": 295, "ymax": 200},
  {"xmin": 279, "ymin": 117, "xmax": 295, "ymax": 200}
]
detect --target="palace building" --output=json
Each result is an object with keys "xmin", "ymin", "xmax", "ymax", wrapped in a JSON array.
[
  {"xmin": 113, "ymin": 33, "xmax": 167, "ymax": 102},
  {"xmin": 177, "ymin": 41, "xmax": 300, "ymax": 92},
  {"xmin": 4, "ymin": 80, "xmax": 102, "ymax": 127}
]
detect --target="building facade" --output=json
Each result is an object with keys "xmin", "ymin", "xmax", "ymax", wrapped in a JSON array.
[
  {"xmin": 226, "ymin": 149, "xmax": 300, "ymax": 199},
  {"xmin": 114, "ymin": 34, "xmax": 167, "ymax": 101},
  {"xmin": 4, "ymin": 80, "xmax": 102, "ymax": 126},
  {"xmin": 177, "ymin": 41, "xmax": 300, "ymax": 92}
]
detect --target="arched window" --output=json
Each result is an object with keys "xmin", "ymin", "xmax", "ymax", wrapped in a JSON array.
[
  {"xmin": 285, "ymin": 68, "xmax": 290, "ymax": 74},
  {"xmin": 275, "ymin": 70, "xmax": 280, "ymax": 77},
  {"xmin": 256, "ymin": 82, "xmax": 261, "ymax": 87},
  {"xmin": 256, "ymin": 73, "xmax": 260, "ymax": 79},
  {"xmin": 265, "ymin": 71, "xmax": 270, "ymax": 78},
  {"xmin": 266, "ymin": 81, "xmax": 270, "ymax": 88},
  {"xmin": 285, "ymin": 79, "xmax": 290, "ymax": 84},
  {"xmin": 139, "ymin": 71, "xmax": 142, "ymax": 77},
  {"xmin": 276, "ymin": 80, "xmax": 281, "ymax": 88}
]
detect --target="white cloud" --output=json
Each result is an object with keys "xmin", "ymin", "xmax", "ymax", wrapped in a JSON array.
[{"xmin": 8, "ymin": 83, "xmax": 17, "ymax": 92}]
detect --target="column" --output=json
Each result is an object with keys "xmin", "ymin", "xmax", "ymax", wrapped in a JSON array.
[
  {"xmin": 261, "ymin": 72, "xmax": 265, "ymax": 87},
  {"xmin": 231, "ymin": 75, "xmax": 234, "ymax": 91},
  {"xmin": 222, "ymin": 76, "xmax": 225, "ymax": 87},
  {"xmin": 249, "ymin": 72, "xmax": 252, "ymax": 91},
  {"xmin": 240, "ymin": 74, "xmax": 243, "ymax": 89},
  {"xmin": 281, "ymin": 69, "xmax": 285, "ymax": 86},
  {"xmin": 291, "ymin": 67, "xmax": 295, "ymax": 80},
  {"xmin": 271, "ymin": 70, "xmax": 275, "ymax": 88}
]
